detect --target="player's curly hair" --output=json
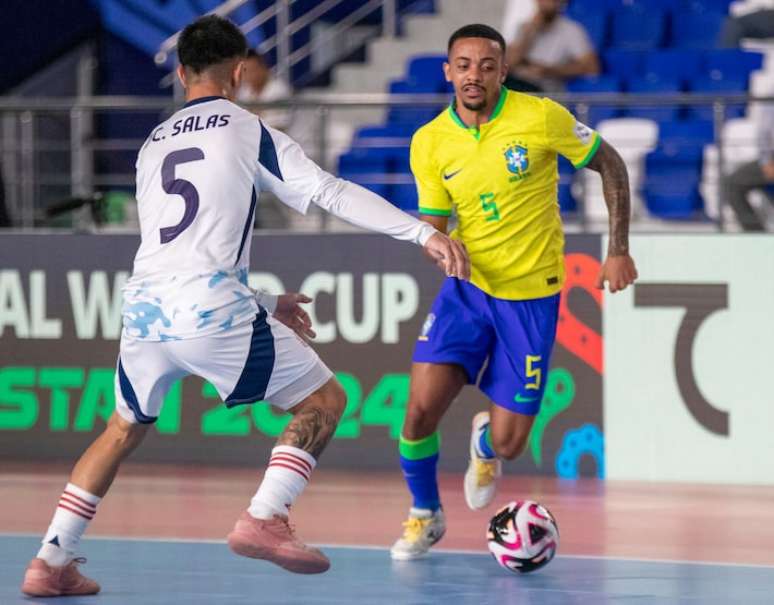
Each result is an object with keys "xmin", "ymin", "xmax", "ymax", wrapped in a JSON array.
[
  {"xmin": 448, "ymin": 24, "xmax": 506, "ymax": 55},
  {"xmin": 178, "ymin": 15, "xmax": 247, "ymax": 74}
]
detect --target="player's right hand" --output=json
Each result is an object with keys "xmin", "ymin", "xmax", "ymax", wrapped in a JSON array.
[{"xmin": 423, "ymin": 232, "xmax": 471, "ymax": 281}]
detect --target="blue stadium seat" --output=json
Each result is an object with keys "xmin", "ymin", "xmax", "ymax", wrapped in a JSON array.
[
  {"xmin": 568, "ymin": 0, "xmax": 618, "ymax": 13},
  {"xmin": 338, "ymin": 147, "xmax": 392, "ymax": 175},
  {"xmin": 557, "ymin": 156, "xmax": 576, "ymax": 213},
  {"xmin": 390, "ymin": 182, "xmax": 419, "ymax": 211},
  {"xmin": 389, "ymin": 78, "xmax": 439, "ymax": 94},
  {"xmin": 609, "ymin": 7, "xmax": 666, "ymax": 50},
  {"xmin": 690, "ymin": 76, "xmax": 748, "ymax": 92},
  {"xmin": 565, "ymin": 10, "xmax": 609, "ymax": 49},
  {"xmin": 392, "ymin": 148, "xmax": 411, "ymax": 173},
  {"xmin": 354, "ymin": 181, "xmax": 391, "ymax": 197},
  {"xmin": 386, "ymin": 106, "xmax": 441, "ymax": 127},
  {"xmin": 671, "ymin": 11, "xmax": 726, "ymax": 48},
  {"xmin": 643, "ymin": 146, "xmax": 704, "ymax": 218},
  {"xmin": 657, "ymin": 120, "xmax": 715, "ymax": 146},
  {"xmin": 625, "ymin": 77, "xmax": 681, "ymax": 121},
  {"xmin": 586, "ymin": 0, "xmax": 677, "ymax": 10},
  {"xmin": 612, "ymin": 0, "xmax": 680, "ymax": 10},
  {"xmin": 558, "ymin": 184, "xmax": 576, "ymax": 213},
  {"xmin": 391, "ymin": 57, "xmax": 448, "ymax": 125},
  {"xmin": 354, "ymin": 124, "xmax": 416, "ymax": 141},
  {"xmin": 688, "ymin": 76, "xmax": 747, "ymax": 120},
  {"xmin": 567, "ymin": 75, "xmax": 621, "ymax": 92},
  {"xmin": 679, "ymin": 0, "xmax": 733, "ymax": 14},
  {"xmin": 338, "ymin": 146, "xmax": 411, "ymax": 204},
  {"xmin": 566, "ymin": 75, "xmax": 622, "ymax": 124},
  {"xmin": 646, "ymin": 145, "xmax": 704, "ymax": 178},
  {"xmin": 704, "ymin": 49, "xmax": 764, "ymax": 81},
  {"xmin": 643, "ymin": 180, "xmax": 703, "ymax": 218},
  {"xmin": 603, "ymin": 49, "xmax": 646, "ymax": 79},
  {"xmin": 643, "ymin": 50, "xmax": 704, "ymax": 86},
  {"xmin": 407, "ymin": 55, "xmax": 445, "ymax": 83}
]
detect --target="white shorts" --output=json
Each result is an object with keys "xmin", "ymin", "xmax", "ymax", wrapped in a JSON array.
[{"xmin": 114, "ymin": 309, "xmax": 334, "ymax": 424}]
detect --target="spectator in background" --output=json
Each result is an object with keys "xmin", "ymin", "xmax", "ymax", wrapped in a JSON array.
[
  {"xmin": 238, "ymin": 49, "xmax": 295, "ymax": 229},
  {"xmin": 237, "ymin": 49, "xmax": 292, "ymax": 130},
  {"xmin": 722, "ymin": 103, "xmax": 774, "ymax": 231},
  {"xmin": 502, "ymin": 0, "xmax": 537, "ymax": 46},
  {"xmin": 504, "ymin": 0, "xmax": 599, "ymax": 92},
  {"xmin": 719, "ymin": 8, "xmax": 774, "ymax": 47}
]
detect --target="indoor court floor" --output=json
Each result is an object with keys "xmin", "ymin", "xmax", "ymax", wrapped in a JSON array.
[{"xmin": 2, "ymin": 462, "xmax": 774, "ymax": 604}]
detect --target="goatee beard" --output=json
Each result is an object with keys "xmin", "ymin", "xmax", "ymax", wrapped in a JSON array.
[{"xmin": 461, "ymin": 99, "xmax": 486, "ymax": 111}]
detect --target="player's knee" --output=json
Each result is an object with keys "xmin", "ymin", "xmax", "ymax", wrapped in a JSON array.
[
  {"xmin": 106, "ymin": 413, "xmax": 148, "ymax": 451},
  {"xmin": 491, "ymin": 433, "xmax": 528, "ymax": 461},
  {"xmin": 402, "ymin": 403, "xmax": 441, "ymax": 439}
]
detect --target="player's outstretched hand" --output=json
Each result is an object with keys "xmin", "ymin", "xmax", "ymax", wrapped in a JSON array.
[
  {"xmin": 595, "ymin": 254, "xmax": 638, "ymax": 293},
  {"xmin": 274, "ymin": 293, "xmax": 316, "ymax": 340},
  {"xmin": 423, "ymin": 232, "xmax": 471, "ymax": 281}
]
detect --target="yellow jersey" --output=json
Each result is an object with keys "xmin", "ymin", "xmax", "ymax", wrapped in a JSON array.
[{"xmin": 410, "ymin": 87, "xmax": 601, "ymax": 300}]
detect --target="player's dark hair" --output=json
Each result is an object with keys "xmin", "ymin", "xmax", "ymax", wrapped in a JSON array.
[
  {"xmin": 178, "ymin": 15, "xmax": 247, "ymax": 74},
  {"xmin": 447, "ymin": 24, "xmax": 506, "ymax": 55}
]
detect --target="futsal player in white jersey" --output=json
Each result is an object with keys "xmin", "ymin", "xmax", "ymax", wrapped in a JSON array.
[{"xmin": 21, "ymin": 15, "xmax": 469, "ymax": 597}]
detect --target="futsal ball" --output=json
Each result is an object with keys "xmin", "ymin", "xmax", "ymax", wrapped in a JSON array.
[{"xmin": 486, "ymin": 500, "xmax": 559, "ymax": 573}]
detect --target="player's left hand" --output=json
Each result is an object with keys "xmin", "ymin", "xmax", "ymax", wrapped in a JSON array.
[
  {"xmin": 595, "ymin": 254, "xmax": 638, "ymax": 293},
  {"xmin": 274, "ymin": 293, "xmax": 316, "ymax": 340}
]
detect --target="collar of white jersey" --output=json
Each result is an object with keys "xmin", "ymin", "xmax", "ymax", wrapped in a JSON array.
[{"xmin": 183, "ymin": 95, "xmax": 227, "ymax": 108}]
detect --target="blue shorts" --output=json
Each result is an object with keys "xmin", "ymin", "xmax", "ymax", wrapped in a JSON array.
[{"xmin": 412, "ymin": 278, "xmax": 560, "ymax": 416}]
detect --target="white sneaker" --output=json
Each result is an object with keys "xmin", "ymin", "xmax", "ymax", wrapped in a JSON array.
[
  {"xmin": 390, "ymin": 508, "xmax": 446, "ymax": 560},
  {"xmin": 463, "ymin": 411, "xmax": 501, "ymax": 510}
]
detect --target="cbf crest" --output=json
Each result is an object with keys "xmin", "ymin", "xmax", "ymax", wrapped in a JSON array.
[
  {"xmin": 503, "ymin": 141, "xmax": 530, "ymax": 181},
  {"xmin": 418, "ymin": 313, "xmax": 435, "ymax": 342}
]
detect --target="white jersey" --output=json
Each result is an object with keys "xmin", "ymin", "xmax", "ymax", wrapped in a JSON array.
[{"xmin": 124, "ymin": 96, "xmax": 435, "ymax": 341}]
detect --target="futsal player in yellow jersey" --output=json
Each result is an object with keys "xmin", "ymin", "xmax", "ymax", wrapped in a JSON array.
[{"xmin": 392, "ymin": 24, "xmax": 638, "ymax": 560}]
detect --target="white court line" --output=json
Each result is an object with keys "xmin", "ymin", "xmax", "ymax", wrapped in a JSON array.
[{"xmin": 2, "ymin": 532, "xmax": 774, "ymax": 570}]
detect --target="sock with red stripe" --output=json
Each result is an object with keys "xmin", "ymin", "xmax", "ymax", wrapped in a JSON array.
[
  {"xmin": 248, "ymin": 446, "xmax": 316, "ymax": 520},
  {"xmin": 38, "ymin": 483, "xmax": 101, "ymax": 566}
]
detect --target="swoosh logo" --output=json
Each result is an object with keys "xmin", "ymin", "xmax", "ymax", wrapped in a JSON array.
[
  {"xmin": 514, "ymin": 393, "xmax": 540, "ymax": 403},
  {"xmin": 442, "ymin": 168, "xmax": 462, "ymax": 180}
]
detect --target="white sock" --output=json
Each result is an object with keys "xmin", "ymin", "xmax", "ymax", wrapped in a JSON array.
[
  {"xmin": 38, "ymin": 483, "xmax": 101, "ymax": 566},
  {"xmin": 249, "ymin": 446, "xmax": 316, "ymax": 520}
]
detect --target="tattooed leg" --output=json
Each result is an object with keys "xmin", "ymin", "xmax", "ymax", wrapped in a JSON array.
[
  {"xmin": 279, "ymin": 379, "xmax": 346, "ymax": 458},
  {"xmin": 243, "ymin": 378, "xmax": 346, "ymax": 523}
]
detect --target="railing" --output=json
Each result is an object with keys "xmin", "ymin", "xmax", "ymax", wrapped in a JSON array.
[
  {"xmin": 155, "ymin": 0, "xmax": 401, "ymax": 91},
  {"xmin": 0, "ymin": 92, "xmax": 771, "ymax": 232}
]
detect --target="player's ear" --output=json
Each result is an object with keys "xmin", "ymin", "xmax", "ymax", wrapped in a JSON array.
[
  {"xmin": 443, "ymin": 62, "xmax": 451, "ymax": 82},
  {"xmin": 176, "ymin": 65, "xmax": 187, "ymax": 89},
  {"xmin": 232, "ymin": 60, "xmax": 244, "ymax": 89}
]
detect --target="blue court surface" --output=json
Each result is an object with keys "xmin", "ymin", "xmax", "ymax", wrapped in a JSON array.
[{"xmin": 3, "ymin": 535, "xmax": 774, "ymax": 604}]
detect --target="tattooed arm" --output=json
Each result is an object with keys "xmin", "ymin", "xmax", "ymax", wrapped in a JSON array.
[{"xmin": 585, "ymin": 138, "xmax": 639, "ymax": 293}]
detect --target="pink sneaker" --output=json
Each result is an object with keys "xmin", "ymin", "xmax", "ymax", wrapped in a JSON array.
[
  {"xmin": 21, "ymin": 557, "xmax": 100, "ymax": 597},
  {"xmin": 227, "ymin": 511, "xmax": 330, "ymax": 574}
]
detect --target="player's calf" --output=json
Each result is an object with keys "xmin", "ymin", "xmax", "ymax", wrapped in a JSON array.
[
  {"xmin": 392, "ymin": 431, "xmax": 445, "ymax": 559},
  {"xmin": 488, "ymin": 410, "xmax": 532, "ymax": 461},
  {"xmin": 489, "ymin": 432, "xmax": 529, "ymax": 460},
  {"xmin": 229, "ymin": 379, "xmax": 343, "ymax": 573}
]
